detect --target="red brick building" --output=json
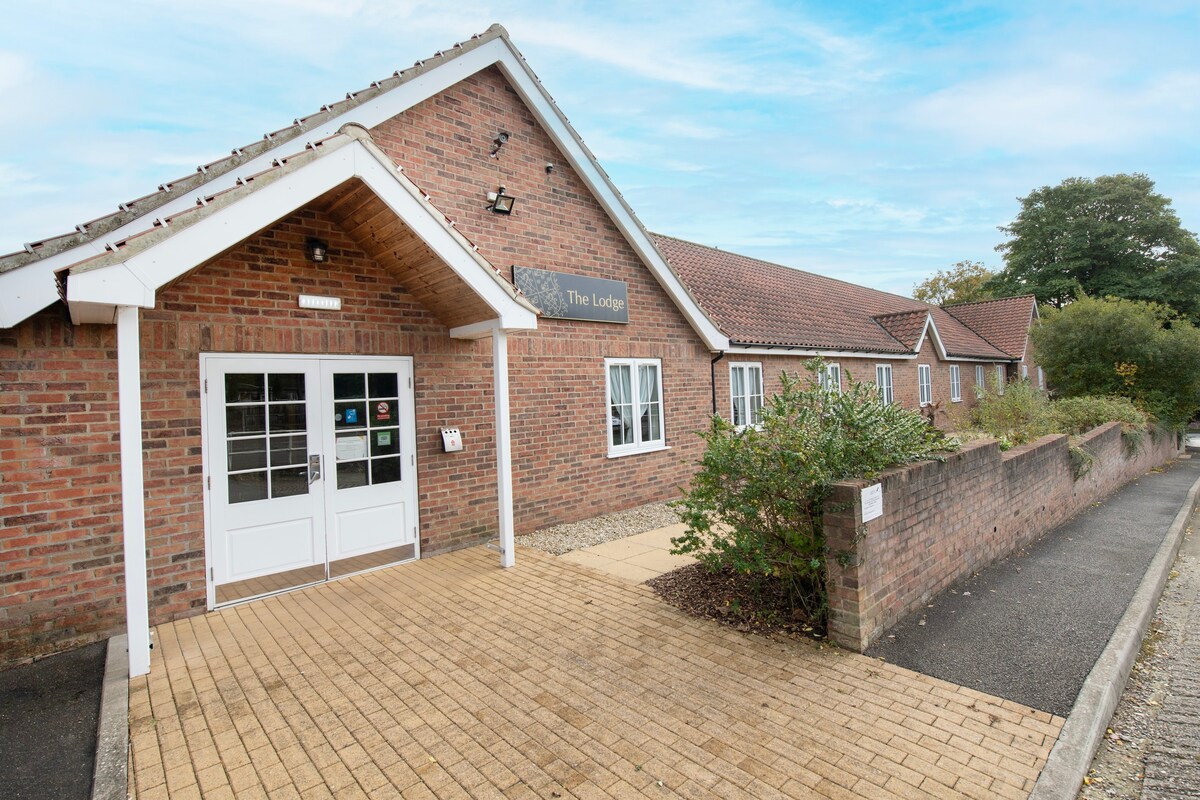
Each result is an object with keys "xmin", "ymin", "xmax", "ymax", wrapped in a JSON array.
[{"xmin": 0, "ymin": 26, "xmax": 1039, "ymax": 673}]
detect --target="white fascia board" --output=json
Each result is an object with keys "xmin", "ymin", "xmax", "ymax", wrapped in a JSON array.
[
  {"xmin": 69, "ymin": 140, "xmax": 536, "ymax": 330},
  {"xmin": 353, "ymin": 150, "xmax": 537, "ymax": 331},
  {"xmin": 448, "ymin": 319, "xmax": 500, "ymax": 339},
  {"xmin": 914, "ymin": 315, "xmax": 948, "ymax": 360},
  {"xmin": 0, "ymin": 41, "xmax": 507, "ymax": 329},
  {"xmin": 727, "ymin": 346, "xmax": 917, "ymax": 360},
  {"xmin": 491, "ymin": 54, "xmax": 730, "ymax": 351},
  {"xmin": 0, "ymin": 258, "xmax": 79, "ymax": 327}
]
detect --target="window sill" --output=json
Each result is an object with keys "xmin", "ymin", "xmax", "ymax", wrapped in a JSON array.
[
  {"xmin": 950, "ymin": 397, "xmax": 962, "ymax": 403},
  {"xmin": 607, "ymin": 443, "xmax": 671, "ymax": 459}
]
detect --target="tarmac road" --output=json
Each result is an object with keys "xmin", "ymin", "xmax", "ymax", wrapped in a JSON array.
[{"xmin": 867, "ymin": 457, "xmax": 1200, "ymax": 718}]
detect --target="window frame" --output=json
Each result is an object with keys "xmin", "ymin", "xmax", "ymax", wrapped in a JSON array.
[
  {"xmin": 820, "ymin": 362, "xmax": 842, "ymax": 394},
  {"xmin": 605, "ymin": 357, "xmax": 667, "ymax": 457},
  {"xmin": 949, "ymin": 365, "xmax": 962, "ymax": 403},
  {"xmin": 729, "ymin": 362, "xmax": 765, "ymax": 430},
  {"xmin": 875, "ymin": 363, "xmax": 894, "ymax": 406},
  {"xmin": 975, "ymin": 364, "xmax": 986, "ymax": 392},
  {"xmin": 917, "ymin": 364, "xmax": 933, "ymax": 406},
  {"xmin": 1021, "ymin": 364, "xmax": 1029, "ymax": 379},
  {"xmin": 1038, "ymin": 366, "xmax": 1045, "ymax": 389},
  {"xmin": 996, "ymin": 364, "xmax": 1006, "ymax": 395}
]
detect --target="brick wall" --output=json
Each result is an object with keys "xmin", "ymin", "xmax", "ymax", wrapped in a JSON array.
[
  {"xmin": 824, "ymin": 423, "xmax": 1180, "ymax": 652},
  {"xmin": 0, "ymin": 309, "xmax": 124, "ymax": 663}
]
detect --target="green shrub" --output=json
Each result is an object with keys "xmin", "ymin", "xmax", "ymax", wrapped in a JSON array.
[
  {"xmin": 966, "ymin": 379, "xmax": 1054, "ymax": 447},
  {"xmin": 670, "ymin": 360, "xmax": 957, "ymax": 624},
  {"xmin": 1048, "ymin": 395, "xmax": 1151, "ymax": 436}
]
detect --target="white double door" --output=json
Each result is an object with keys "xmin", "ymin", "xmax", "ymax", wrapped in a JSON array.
[{"xmin": 203, "ymin": 355, "xmax": 418, "ymax": 605}]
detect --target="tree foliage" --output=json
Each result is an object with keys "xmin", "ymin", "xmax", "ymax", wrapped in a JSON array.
[
  {"xmin": 913, "ymin": 260, "xmax": 996, "ymax": 305},
  {"xmin": 1030, "ymin": 295, "xmax": 1200, "ymax": 429},
  {"xmin": 670, "ymin": 361, "xmax": 956, "ymax": 623},
  {"xmin": 988, "ymin": 174, "xmax": 1200, "ymax": 320}
]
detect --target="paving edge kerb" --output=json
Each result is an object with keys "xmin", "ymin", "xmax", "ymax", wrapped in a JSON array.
[
  {"xmin": 91, "ymin": 633, "xmax": 129, "ymax": 800},
  {"xmin": 1029, "ymin": 460, "xmax": 1200, "ymax": 800}
]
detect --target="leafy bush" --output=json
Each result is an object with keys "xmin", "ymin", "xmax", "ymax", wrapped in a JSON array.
[
  {"xmin": 1031, "ymin": 295, "xmax": 1200, "ymax": 429},
  {"xmin": 1049, "ymin": 395, "xmax": 1151, "ymax": 436},
  {"xmin": 963, "ymin": 378, "xmax": 1054, "ymax": 447},
  {"xmin": 670, "ymin": 361, "xmax": 957, "ymax": 624}
]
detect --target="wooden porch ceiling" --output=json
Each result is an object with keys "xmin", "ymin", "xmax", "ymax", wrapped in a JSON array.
[{"xmin": 314, "ymin": 179, "xmax": 499, "ymax": 330}]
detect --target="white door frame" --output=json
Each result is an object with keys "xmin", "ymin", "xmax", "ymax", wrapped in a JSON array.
[{"xmin": 200, "ymin": 352, "xmax": 419, "ymax": 609}]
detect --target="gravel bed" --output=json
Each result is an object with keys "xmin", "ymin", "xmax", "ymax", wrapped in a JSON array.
[{"xmin": 516, "ymin": 502, "xmax": 679, "ymax": 555}]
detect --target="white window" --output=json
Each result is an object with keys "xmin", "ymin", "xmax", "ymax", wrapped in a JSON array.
[
  {"xmin": 875, "ymin": 364, "xmax": 894, "ymax": 406},
  {"xmin": 949, "ymin": 365, "xmax": 962, "ymax": 402},
  {"xmin": 1021, "ymin": 364, "xmax": 1029, "ymax": 379},
  {"xmin": 996, "ymin": 364, "xmax": 1006, "ymax": 395},
  {"xmin": 729, "ymin": 362, "xmax": 764, "ymax": 428},
  {"xmin": 606, "ymin": 358, "xmax": 665, "ymax": 456},
  {"xmin": 975, "ymin": 364, "xmax": 985, "ymax": 391},
  {"xmin": 918, "ymin": 364, "xmax": 932, "ymax": 406},
  {"xmin": 1038, "ymin": 366, "xmax": 1045, "ymax": 389},
  {"xmin": 820, "ymin": 363, "xmax": 842, "ymax": 393}
]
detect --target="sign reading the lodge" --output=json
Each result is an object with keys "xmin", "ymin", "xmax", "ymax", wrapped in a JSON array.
[{"xmin": 513, "ymin": 266, "xmax": 629, "ymax": 324}]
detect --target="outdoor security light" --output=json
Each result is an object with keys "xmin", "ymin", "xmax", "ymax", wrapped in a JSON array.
[
  {"xmin": 306, "ymin": 237, "xmax": 329, "ymax": 263},
  {"xmin": 489, "ymin": 187, "xmax": 516, "ymax": 215}
]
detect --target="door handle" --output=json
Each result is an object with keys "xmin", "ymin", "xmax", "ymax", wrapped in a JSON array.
[{"xmin": 308, "ymin": 454, "xmax": 322, "ymax": 484}]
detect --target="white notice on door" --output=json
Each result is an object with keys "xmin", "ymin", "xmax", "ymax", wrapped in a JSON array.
[
  {"xmin": 861, "ymin": 483, "xmax": 884, "ymax": 522},
  {"xmin": 336, "ymin": 434, "xmax": 368, "ymax": 461}
]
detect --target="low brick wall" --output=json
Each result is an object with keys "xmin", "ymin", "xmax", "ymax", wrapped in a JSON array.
[{"xmin": 824, "ymin": 423, "xmax": 1181, "ymax": 652}]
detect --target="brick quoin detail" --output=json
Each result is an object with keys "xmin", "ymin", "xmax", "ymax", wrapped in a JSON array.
[{"xmin": 824, "ymin": 423, "xmax": 1180, "ymax": 652}]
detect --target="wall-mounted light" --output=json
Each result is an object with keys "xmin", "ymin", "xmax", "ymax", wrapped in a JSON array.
[
  {"xmin": 306, "ymin": 237, "xmax": 329, "ymax": 263},
  {"xmin": 487, "ymin": 186, "xmax": 516, "ymax": 215},
  {"xmin": 298, "ymin": 294, "xmax": 342, "ymax": 311}
]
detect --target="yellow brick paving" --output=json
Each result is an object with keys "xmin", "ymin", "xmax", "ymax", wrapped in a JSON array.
[{"xmin": 128, "ymin": 547, "xmax": 1063, "ymax": 799}]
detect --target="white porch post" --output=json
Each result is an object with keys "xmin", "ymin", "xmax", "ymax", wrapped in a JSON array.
[
  {"xmin": 492, "ymin": 329, "xmax": 515, "ymax": 568},
  {"xmin": 116, "ymin": 305, "xmax": 151, "ymax": 676}
]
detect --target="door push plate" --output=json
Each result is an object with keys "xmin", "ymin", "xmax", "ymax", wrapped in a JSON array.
[{"xmin": 308, "ymin": 454, "xmax": 322, "ymax": 483}]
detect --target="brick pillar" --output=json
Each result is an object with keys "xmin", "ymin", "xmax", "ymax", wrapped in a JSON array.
[{"xmin": 824, "ymin": 481, "xmax": 869, "ymax": 652}]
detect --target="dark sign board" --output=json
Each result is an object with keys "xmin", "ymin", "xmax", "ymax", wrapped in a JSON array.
[{"xmin": 513, "ymin": 266, "xmax": 629, "ymax": 324}]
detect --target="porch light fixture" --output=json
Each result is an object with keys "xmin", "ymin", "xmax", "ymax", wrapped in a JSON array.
[
  {"xmin": 305, "ymin": 237, "xmax": 329, "ymax": 263},
  {"xmin": 488, "ymin": 186, "xmax": 516, "ymax": 215}
]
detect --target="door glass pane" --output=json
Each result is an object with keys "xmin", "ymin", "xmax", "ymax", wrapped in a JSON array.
[
  {"xmin": 369, "ymin": 373, "xmax": 398, "ymax": 398},
  {"xmin": 337, "ymin": 460, "xmax": 368, "ymax": 490},
  {"xmin": 268, "ymin": 373, "xmax": 305, "ymax": 402},
  {"xmin": 370, "ymin": 428, "xmax": 400, "ymax": 457},
  {"xmin": 372, "ymin": 457, "xmax": 401, "ymax": 485},
  {"xmin": 334, "ymin": 401, "xmax": 366, "ymax": 429},
  {"xmin": 225, "ymin": 374, "xmax": 264, "ymax": 403},
  {"xmin": 229, "ymin": 472, "xmax": 268, "ymax": 503},
  {"xmin": 226, "ymin": 405, "xmax": 266, "ymax": 436},
  {"xmin": 269, "ymin": 403, "xmax": 307, "ymax": 433},
  {"xmin": 333, "ymin": 373, "xmax": 366, "ymax": 400},
  {"xmin": 271, "ymin": 467, "xmax": 308, "ymax": 498},
  {"xmin": 370, "ymin": 399, "xmax": 396, "ymax": 427},
  {"xmin": 228, "ymin": 437, "xmax": 267, "ymax": 472},
  {"xmin": 269, "ymin": 434, "xmax": 307, "ymax": 467}
]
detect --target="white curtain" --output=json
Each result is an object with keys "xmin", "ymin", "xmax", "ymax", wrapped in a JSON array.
[
  {"xmin": 639, "ymin": 364, "xmax": 660, "ymax": 441},
  {"xmin": 731, "ymin": 366, "xmax": 746, "ymax": 426},
  {"xmin": 609, "ymin": 365, "xmax": 633, "ymax": 445}
]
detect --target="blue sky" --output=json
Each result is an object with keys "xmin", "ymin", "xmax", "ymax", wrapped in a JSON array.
[{"xmin": 2, "ymin": 1, "xmax": 1198, "ymax": 297}]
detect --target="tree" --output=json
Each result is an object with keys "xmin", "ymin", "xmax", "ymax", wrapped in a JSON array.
[
  {"xmin": 988, "ymin": 174, "xmax": 1200, "ymax": 320},
  {"xmin": 1030, "ymin": 295, "xmax": 1200, "ymax": 429},
  {"xmin": 913, "ymin": 260, "xmax": 996, "ymax": 305}
]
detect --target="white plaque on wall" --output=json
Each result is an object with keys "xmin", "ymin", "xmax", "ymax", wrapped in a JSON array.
[{"xmin": 861, "ymin": 483, "xmax": 884, "ymax": 522}]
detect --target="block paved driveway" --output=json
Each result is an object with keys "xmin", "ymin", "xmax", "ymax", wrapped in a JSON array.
[{"xmin": 129, "ymin": 547, "xmax": 1063, "ymax": 799}]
